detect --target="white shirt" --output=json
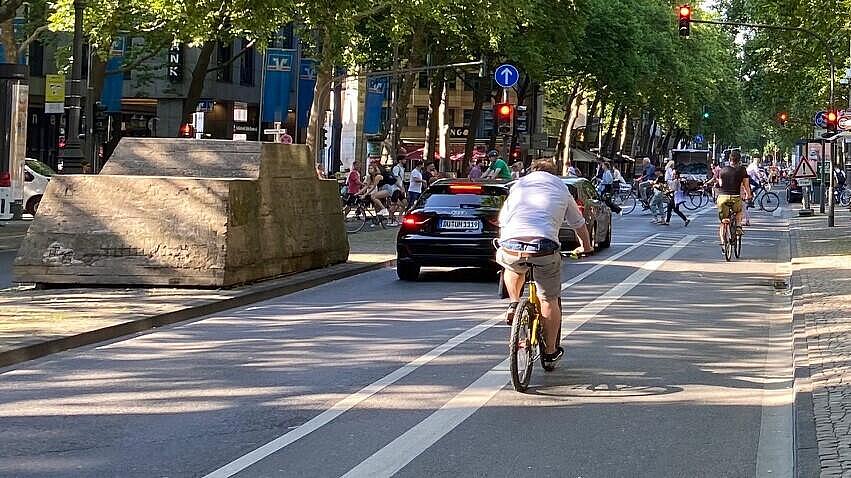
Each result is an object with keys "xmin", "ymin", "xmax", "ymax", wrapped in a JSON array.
[
  {"xmin": 499, "ymin": 171, "xmax": 586, "ymax": 244},
  {"xmin": 746, "ymin": 162, "xmax": 761, "ymax": 182},
  {"xmin": 392, "ymin": 163, "xmax": 405, "ymax": 186},
  {"xmin": 613, "ymin": 169, "xmax": 624, "ymax": 182},
  {"xmin": 408, "ymin": 168, "xmax": 423, "ymax": 193}
]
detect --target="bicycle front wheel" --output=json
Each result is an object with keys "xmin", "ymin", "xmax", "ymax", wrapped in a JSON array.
[
  {"xmin": 619, "ymin": 192, "xmax": 637, "ymax": 215},
  {"xmin": 759, "ymin": 191, "xmax": 780, "ymax": 213},
  {"xmin": 509, "ymin": 299, "xmax": 536, "ymax": 392},
  {"xmin": 840, "ymin": 189, "xmax": 851, "ymax": 207},
  {"xmin": 683, "ymin": 191, "xmax": 702, "ymax": 210}
]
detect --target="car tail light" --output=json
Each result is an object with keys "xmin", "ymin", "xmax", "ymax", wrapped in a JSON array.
[
  {"xmin": 449, "ymin": 184, "xmax": 483, "ymax": 194},
  {"xmin": 0, "ymin": 172, "xmax": 10, "ymax": 187},
  {"xmin": 401, "ymin": 213, "xmax": 431, "ymax": 231},
  {"xmin": 575, "ymin": 198, "xmax": 585, "ymax": 216}
]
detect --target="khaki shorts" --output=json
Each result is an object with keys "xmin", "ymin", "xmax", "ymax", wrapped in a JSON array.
[
  {"xmin": 496, "ymin": 248, "xmax": 562, "ymax": 300},
  {"xmin": 717, "ymin": 194, "xmax": 743, "ymax": 221}
]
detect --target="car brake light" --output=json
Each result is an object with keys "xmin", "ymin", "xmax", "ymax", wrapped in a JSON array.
[
  {"xmin": 449, "ymin": 184, "xmax": 483, "ymax": 194},
  {"xmin": 0, "ymin": 172, "xmax": 10, "ymax": 188},
  {"xmin": 401, "ymin": 213, "xmax": 430, "ymax": 231}
]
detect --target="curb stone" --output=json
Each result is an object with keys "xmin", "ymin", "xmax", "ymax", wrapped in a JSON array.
[{"xmin": 0, "ymin": 259, "xmax": 395, "ymax": 369}]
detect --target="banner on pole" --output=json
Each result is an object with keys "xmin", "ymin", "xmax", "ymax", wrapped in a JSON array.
[
  {"xmin": 261, "ymin": 49, "xmax": 295, "ymax": 124},
  {"xmin": 297, "ymin": 59, "xmax": 316, "ymax": 130}
]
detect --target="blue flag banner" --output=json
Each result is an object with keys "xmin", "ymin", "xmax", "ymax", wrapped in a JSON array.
[
  {"xmin": 101, "ymin": 37, "xmax": 125, "ymax": 112},
  {"xmin": 363, "ymin": 76, "xmax": 388, "ymax": 135},
  {"xmin": 297, "ymin": 59, "xmax": 316, "ymax": 130},
  {"xmin": 262, "ymin": 48, "xmax": 295, "ymax": 123}
]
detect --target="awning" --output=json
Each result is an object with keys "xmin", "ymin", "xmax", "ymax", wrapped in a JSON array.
[{"xmin": 571, "ymin": 147, "xmax": 598, "ymax": 163}]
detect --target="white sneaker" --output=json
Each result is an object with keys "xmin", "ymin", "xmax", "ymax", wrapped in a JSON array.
[{"xmin": 378, "ymin": 208, "xmax": 390, "ymax": 216}]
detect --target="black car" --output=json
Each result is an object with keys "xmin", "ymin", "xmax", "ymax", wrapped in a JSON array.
[
  {"xmin": 787, "ymin": 178, "xmax": 804, "ymax": 203},
  {"xmin": 396, "ymin": 179, "xmax": 509, "ymax": 281},
  {"xmin": 558, "ymin": 177, "xmax": 613, "ymax": 250}
]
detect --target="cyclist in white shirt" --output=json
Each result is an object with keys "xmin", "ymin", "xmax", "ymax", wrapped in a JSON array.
[{"xmin": 497, "ymin": 159, "xmax": 592, "ymax": 368}]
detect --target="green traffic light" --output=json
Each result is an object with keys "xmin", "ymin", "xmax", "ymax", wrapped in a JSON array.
[{"xmin": 703, "ymin": 112, "xmax": 709, "ymax": 119}]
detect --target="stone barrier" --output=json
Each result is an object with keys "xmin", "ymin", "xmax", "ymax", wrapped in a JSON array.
[{"xmin": 13, "ymin": 139, "xmax": 348, "ymax": 287}]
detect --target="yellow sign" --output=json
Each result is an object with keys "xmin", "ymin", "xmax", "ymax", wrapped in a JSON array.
[{"xmin": 44, "ymin": 74, "xmax": 65, "ymax": 103}]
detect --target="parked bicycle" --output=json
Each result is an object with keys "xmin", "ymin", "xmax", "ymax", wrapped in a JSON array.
[{"xmin": 683, "ymin": 179, "xmax": 715, "ymax": 210}]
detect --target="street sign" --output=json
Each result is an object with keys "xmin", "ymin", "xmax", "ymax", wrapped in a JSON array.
[
  {"xmin": 44, "ymin": 74, "xmax": 65, "ymax": 114},
  {"xmin": 694, "ymin": 134, "xmax": 704, "ymax": 144},
  {"xmin": 839, "ymin": 110, "xmax": 851, "ymax": 131},
  {"xmin": 494, "ymin": 64, "xmax": 519, "ymax": 88},
  {"xmin": 814, "ymin": 111, "xmax": 828, "ymax": 128},
  {"xmin": 793, "ymin": 157, "xmax": 817, "ymax": 179},
  {"xmin": 796, "ymin": 178, "xmax": 812, "ymax": 186}
]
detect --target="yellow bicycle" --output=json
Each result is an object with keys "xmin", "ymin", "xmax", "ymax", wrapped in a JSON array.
[{"xmin": 509, "ymin": 260, "xmax": 562, "ymax": 392}]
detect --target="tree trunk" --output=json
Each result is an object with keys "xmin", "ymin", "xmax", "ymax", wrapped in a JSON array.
[
  {"xmin": 601, "ymin": 102, "xmax": 621, "ymax": 156},
  {"xmin": 391, "ymin": 30, "xmax": 425, "ymax": 156},
  {"xmin": 462, "ymin": 61, "xmax": 487, "ymax": 177},
  {"xmin": 557, "ymin": 81, "xmax": 582, "ymax": 174},
  {"xmin": 0, "ymin": 19, "xmax": 14, "ymax": 62},
  {"xmin": 306, "ymin": 30, "xmax": 333, "ymax": 158},
  {"xmin": 610, "ymin": 107, "xmax": 627, "ymax": 157},
  {"xmin": 423, "ymin": 70, "xmax": 443, "ymax": 168},
  {"xmin": 586, "ymin": 88, "xmax": 608, "ymax": 150},
  {"xmin": 180, "ymin": 41, "xmax": 216, "ymax": 135}
]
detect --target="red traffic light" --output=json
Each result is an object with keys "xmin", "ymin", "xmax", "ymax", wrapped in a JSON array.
[
  {"xmin": 678, "ymin": 4, "xmax": 691, "ymax": 37},
  {"xmin": 496, "ymin": 103, "xmax": 512, "ymax": 118},
  {"xmin": 827, "ymin": 111, "xmax": 838, "ymax": 122},
  {"xmin": 179, "ymin": 123, "xmax": 196, "ymax": 138},
  {"xmin": 779, "ymin": 112, "xmax": 788, "ymax": 121}
]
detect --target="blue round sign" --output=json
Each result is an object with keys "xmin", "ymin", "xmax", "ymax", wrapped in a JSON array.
[
  {"xmin": 494, "ymin": 64, "xmax": 519, "ymax": 88},
  {"xmin": 694, "ymin": 134, "xmax": 704, "ymax": 144},
  {"xmin": 814, "ymin": 111, "xmax": 828, "ymax": 128}
]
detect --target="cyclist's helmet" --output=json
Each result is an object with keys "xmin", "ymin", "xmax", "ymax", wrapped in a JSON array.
[{"xmin": 487, "ymin": 150, "xmax": 499, "ymax": 158}]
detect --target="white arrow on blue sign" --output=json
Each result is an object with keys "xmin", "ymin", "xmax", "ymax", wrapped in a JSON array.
[
  {"xmin": 814, "ymin": 111, "xmax": 828, "ymax": 128},
  {"xmin": 694, "ymin": 134, "xmax": 704, "ymax": 144},
  {"xmin": 494, "ymin": 64, "xmax": 519, "ymax": 88}
]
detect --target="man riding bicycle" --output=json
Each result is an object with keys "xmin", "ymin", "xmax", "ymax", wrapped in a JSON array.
[
  {"xmin": 496, "ymin": 159, "xmax": 592, "ymax": 368},
  {"xmin": 717, "ymin": 150, "xmax": 752, "ymax": 246}
]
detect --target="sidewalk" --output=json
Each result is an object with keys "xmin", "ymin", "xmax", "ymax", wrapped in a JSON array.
[
  {"xmin": 0, "ymin": 226, "xmax": 398, "ymax": 368},
  {"xmin": 790, "ymin": 206, "xmax": 851, "ymax": 477}
]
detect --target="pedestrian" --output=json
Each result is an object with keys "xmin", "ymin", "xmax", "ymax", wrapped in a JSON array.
[
  {"xmin": 346, "ymin": 160, "xmax": 363, "ymax": 196},
  {"xmin": 649, "ymin": 169, "xmax": 667, "ymax": 224},
  {"xmin": 392, "ymin": 155, "xmax": 407, "ymax": 188},
  {"xmin": 511, "ymin": 161, "xmax": 524, "ymax": 179},
  {"xmin": 567, "ymin": 161, "xmax": 580, "ymax": 177},
  {"xmin": 612, "ymin": 163, "xmax": 624, "ymax": 194},
  {"xmin": 482, "ymin": 150, "xmax": 512, "ymax": 180},
  {"xmin": 468, "ymin": 158, "xmax": 482, "ymax": 179},
  {"xmin": 662, "ymin": 167, "xmax": 690, "ymax": 226},
  {"xmin": 595, "ymin": 159, "xmax": 604, "ymax": 181},
  {"xmin": 408, "ymin": 160, "xmax": 425, "ymax": 205},
  {"xmin": 664, "ymin": 160, "xmax": 675, "ymax": 183},
  {"xmin": 424, "ymin": 161, "xmax": 438, "ymax": 186},
  {"xmin": 597, "ymin": 161, "xmax": 623, "ymax": 214}
]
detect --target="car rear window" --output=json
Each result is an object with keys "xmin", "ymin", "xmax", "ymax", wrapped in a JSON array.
[{"xmin": 419, "ymin": 186, "xmax": 507, "ymax": 209}]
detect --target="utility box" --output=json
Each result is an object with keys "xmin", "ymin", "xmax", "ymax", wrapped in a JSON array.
[{"xmin": 0, "ymin": 64, "xmax": 29, "ymax": 220}]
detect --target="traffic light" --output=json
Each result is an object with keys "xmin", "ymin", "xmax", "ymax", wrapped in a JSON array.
[
  {"xmin": 778, "ymin": 111, "xmax": 788, "ymax": 127},
  {"xmin": 178, "ymin": 123, "xmax": 195, "ymax": 138},
  {"xmin": 827, "ymin": 110, "xmax": 838, "ymax": 133},
  {"xmin": 678, "ymin": 5, "xmax": 691, "ymax": 38},
  {"xmin": 495, "ymin": 103, "xmax": 514, "ymax": 135}
]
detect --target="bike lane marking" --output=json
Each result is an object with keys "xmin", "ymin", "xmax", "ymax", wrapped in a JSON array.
[
  {"xmin": 339, "ymin": 235, "xmax": 697, "ymax": 478},
  {"xmin": 203, "ymin": 234, "xmax": 661, "ymax": 478}
]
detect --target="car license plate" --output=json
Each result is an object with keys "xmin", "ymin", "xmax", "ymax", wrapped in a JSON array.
[{"xmin": 439, "ymin": 219, "xmax": 480, "ymax": 230}]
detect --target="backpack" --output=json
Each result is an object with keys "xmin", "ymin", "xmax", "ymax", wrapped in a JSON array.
[{"xmin": 379, "ymin": 166, "xmax": 396, "ymax": 187}]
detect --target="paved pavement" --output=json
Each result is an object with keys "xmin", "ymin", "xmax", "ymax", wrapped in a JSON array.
[
  {"xmin": 789, "ymin": 206, "xmax": 851, "ymax": 477},
  {"xmin": 0, "ymin": 205, "xmax": 796, "ymax": 477},
  {"xmin": 0, "ymin": 226, "xmax": 398, "ymax": 367}
]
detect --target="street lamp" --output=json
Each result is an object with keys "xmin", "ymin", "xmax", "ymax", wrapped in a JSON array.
[{"xmin": 59, "ymin": 0, "xmax": 85, "ymax": 174}]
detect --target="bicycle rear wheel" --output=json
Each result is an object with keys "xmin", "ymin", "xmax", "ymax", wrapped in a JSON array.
[
  {"xmin": 509, "ymin": 299, "xmax": 536, "ymax": 392},
  {"xmin": 344, "ymin": 207, "xmax": 367, "ymax": 234},
  {"xmin": 840, "ymin": 189, "xmax": 851, "ymax": 207},
  {"xmin": 619, "ymin": 192, "xmax": 637, "ymax": 215},
  {"xmin": 734, "ymin": 228, "xmax": 742, "ymax": 258},
  {"xmin": 759, "ymin": 191, "xmax": 780, "ymax": 213}
]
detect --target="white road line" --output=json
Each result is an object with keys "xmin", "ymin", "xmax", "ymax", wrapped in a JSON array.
[
  {"xmin": 203, "ymin": 234, "xmax": 660, "ymax": 477},
  {"xmin": 340, "ymin": 235, "xmax": 697, "ymax": 478}
]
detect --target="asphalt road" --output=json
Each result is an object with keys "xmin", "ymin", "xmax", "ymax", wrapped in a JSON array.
[
  {"xmin": 0, "ymin": 203, "xmax": 793, "ymax": 477},
  {"xmin": 0, "ymin": 250, "xmax": 15, "ymax": 289}
]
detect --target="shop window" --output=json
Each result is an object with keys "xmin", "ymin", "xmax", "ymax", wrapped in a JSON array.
[
  {"xmin": 416, "ymin": 107, "xmax": 428, "ymax": 127},
  {"xmin": 239, "ymin": 40, "xmax": 255, "ymax": 86},
  {"xmin": 217, "ymin": 41, "xmax": 233, "ymax": 83}
]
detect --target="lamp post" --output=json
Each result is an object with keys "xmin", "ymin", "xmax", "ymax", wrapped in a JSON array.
[{"xmin": 59, "ymin": 0, "xmax": 85, "ymax": 174}]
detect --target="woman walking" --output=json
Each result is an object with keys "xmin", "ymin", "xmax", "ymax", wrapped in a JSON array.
[{"xmin": 662, "ymin": 167, "xmax": 690, "ymax": 226}]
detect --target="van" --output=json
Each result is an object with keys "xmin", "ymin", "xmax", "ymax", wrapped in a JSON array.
[{"xmin": 24, "ymin": 159, "xmax": 54, "ymax": 215}]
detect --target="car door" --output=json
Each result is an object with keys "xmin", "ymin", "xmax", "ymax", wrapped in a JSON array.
[{"xmin": 582, "ymin": 180, "xmax": 609, "ymax": 241}]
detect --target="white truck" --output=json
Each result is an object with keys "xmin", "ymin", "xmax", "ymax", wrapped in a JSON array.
[{"xmin": 671, "ymin": 148, "xmax": 711, "ymax": 185}]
